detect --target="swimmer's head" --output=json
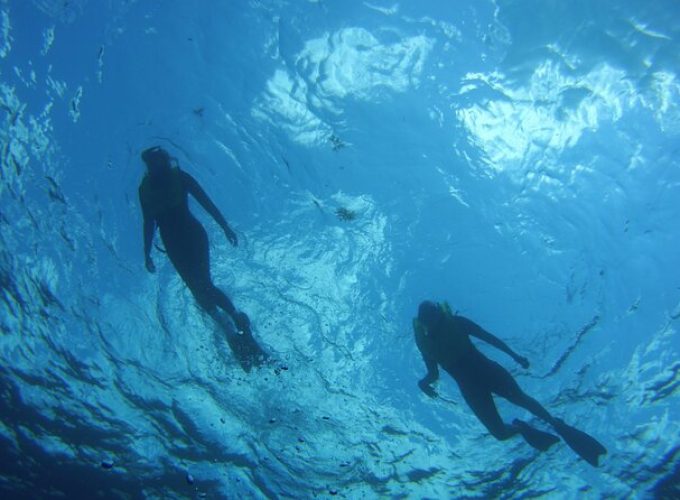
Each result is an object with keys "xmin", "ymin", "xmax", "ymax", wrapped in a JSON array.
[
  {"xmin": 418, "ymin": 300, "xmax": 444, "ymax": 330},
  {"xmin": 141, "ymin": 146, "xmax": 171, "ymax": 177}
]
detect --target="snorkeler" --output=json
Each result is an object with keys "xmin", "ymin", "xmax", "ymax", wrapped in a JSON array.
[
  {"xmin": 414, "ymin": 300, "xmax": 607, "ymax": 467},
  {"xmin": 139, "ymin": 146, "xmax": 265, "ymax": 369}
]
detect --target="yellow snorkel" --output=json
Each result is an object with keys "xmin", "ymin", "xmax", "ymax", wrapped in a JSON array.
[{"xmin": 439, "ymin": 301, "xmax": 453, "ymax": 317}]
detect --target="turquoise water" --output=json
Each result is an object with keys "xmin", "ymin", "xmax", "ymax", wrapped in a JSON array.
[{"xmin": 1, "ymin": 0, "xmax": 679, "ymax": 497}]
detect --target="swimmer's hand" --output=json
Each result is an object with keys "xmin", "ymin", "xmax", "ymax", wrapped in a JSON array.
[
  {"xmin": 145, "ymin": 255, "xmax": 156, "ymax": 273},
  {"xmin": 223, "ymin": 224, "xmax": 238, "ymax": 247},
  {"xmin": 418, "ymin": 380, "xmax": 438, "ymax": 399},
  {"xmin": 514, "ymin": 354, "xmax": 530, "ymax": 369}
]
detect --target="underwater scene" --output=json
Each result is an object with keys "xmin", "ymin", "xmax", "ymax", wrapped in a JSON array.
[{"xmin": 1, "ymin": 0, "xmax": 679, "ymax": 498}]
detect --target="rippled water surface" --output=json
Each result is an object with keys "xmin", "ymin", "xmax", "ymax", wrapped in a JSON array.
[{"xmin": 1, "ymin": 0, "xmax": 679, "ymax": 498}]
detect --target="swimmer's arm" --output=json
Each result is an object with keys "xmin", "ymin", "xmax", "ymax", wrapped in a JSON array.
[
  {"xmin": 415, "ymin": 327, "xmax": 439, "ymax": 397},
  {"xmin": 419, "ymin": 360, "xmax": 439, "ymax": 385},
  {"xmin": 139, "ymin": 186, "xmax": 156, "ymax": 272},
  {"xmin": 182, "ymin": 172, "xmax": 229, "ymax": 228},
  {"xmin": 182, "ymin": 172, "xmax": 238, "ymax": 245},
  {"xmin": 143, "ymin": 217, "xmax": 155, "ymax": 257},
  {"xmin": 418, "ymin": 366, "xmax": 439, "ymax": 398},
  {"xmin": 464, "ymin": 317, "xmax": 530, "ymax": 368}
]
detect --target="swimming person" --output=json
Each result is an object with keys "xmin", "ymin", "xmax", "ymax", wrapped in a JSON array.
[
  {"xmin": 414, "ymin": 300, "xmax": 607, "ymax": 466},
  {"xmin": 139, "ymin": 146, "xmax": 265, "ymax": 369}
]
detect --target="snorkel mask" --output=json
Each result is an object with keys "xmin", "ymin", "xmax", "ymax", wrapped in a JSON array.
[
  {"xmin": 413, "ymin": 300, "xmax": 454, "ymax": 337},
  {"xmin": 141, "ymin": 146, "xmax": 171, "ymax": 177}
]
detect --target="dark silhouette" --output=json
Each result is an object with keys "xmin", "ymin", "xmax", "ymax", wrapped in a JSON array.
[
  {"xmin": 414, "ymin": 300, "xmax": 607, "ymax": 466},
  {"xmin": 139, "ymin": 146, "xmax": 265, "ymax": 370}
]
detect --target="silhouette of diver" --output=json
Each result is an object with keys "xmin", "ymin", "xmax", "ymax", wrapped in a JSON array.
[
  {"xmin": 139, "ymin": 146, "xmax": 265, "ymax": 369},
  {"xmin": 414, "ymin": 300, "xmax": 607, "ymax": 467}
]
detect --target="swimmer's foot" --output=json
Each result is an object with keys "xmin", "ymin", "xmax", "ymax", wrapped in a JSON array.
[
  {"xmin": 234, "ymin": 311, "xmax": 252, "ymax": 336},
  {"xmin": 552, "ymin": 418, "xmax": 607, "ymax": 467},
  {"xmin": 513, "ymin": 419, "xmax": 560, "ymax": 452}
]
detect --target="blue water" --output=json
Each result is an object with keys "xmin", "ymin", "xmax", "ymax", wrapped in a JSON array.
[{"xmin": 1, "ymin": 0, "xmax": 679, "ymax": 498}]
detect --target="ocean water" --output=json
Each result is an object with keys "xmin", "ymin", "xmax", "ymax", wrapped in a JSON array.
[{"xmin": 1, "ymin": 0, "xmax": 679, "ymax": 498}]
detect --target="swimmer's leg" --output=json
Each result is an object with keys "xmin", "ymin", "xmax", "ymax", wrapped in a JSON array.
[
  {"xmin": 488, "ymin": 360, "xmax": 555, "ymax": 424},
  {"xmin": 458, "ymin": 382, "xmax": 517, "ymax": 441}
]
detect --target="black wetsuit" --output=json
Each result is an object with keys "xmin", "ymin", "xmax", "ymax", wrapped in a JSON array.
[
  {"xmin": 415, "ymin": 306, "xmax": 608, "ymax": 466},
  {"xmin": 139, "ymin": 168, "xmax": 236, "ymax": 315},
  {"xmin": 416, "ymin": 314, "xmax": 552, "ymax": 439}
]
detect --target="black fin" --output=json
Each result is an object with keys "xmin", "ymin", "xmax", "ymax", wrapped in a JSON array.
[
  {"xmin": 213, "ymin": 312, "xmax": 268, "ymax": 372},
  {"xmin": 553, "ymin": 418, "xmax": 607, "ymax": 467},
  {"xmin": 513, "ymin": 419, "xmax": 560, "ymax": 452},
  {"xmin": 224, "ymin": 331, "xmax": 268, "ymax": 372}
]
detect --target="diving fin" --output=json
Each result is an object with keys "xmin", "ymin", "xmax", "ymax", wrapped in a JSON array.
[
  {"xmin": 513, "ymin": 419, "xmax": 560, "ymax": 452},
  {"xmin": 553, "ymin": 418, "xmax": 607, "ymax": 467},
  {"xmin": 211, "ymin": 311, "xmax": 269, "ymax": 373},
  {"xmin": 224, "ymin": 330, "xmax": 268, "ymax": 373}
]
